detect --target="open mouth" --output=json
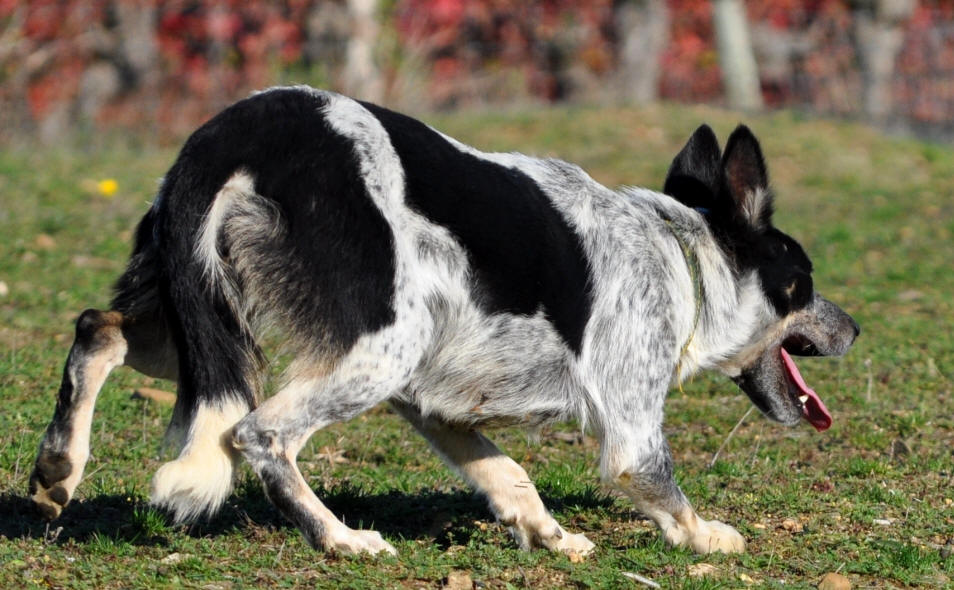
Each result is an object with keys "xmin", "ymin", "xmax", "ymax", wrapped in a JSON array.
[
  {"xmin": 733, "ymin": 295, "xmax": 858, "ymax": 432},
  {"xmin": 780, "ymin": 340, "xmax": 832, "ymax": 432}
]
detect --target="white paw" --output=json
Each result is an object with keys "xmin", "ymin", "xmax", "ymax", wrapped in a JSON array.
[
  {"xmin": 509, "ymin": 520, "xmax": 595, "ymax": 556},
  {"xmin": 150, "ymin": 454, "xmax": 235, "ymax": 523},
  {"xmin": 548, "ymin": 528, "xmax": 596, "ymax": 557},
  {"xmin": 324, "ymin": 528, "xmax": 397, "ymax": 556},
  {"xmin": 687, "ymin": 519, "xmax": 746, "ymax": 554}
]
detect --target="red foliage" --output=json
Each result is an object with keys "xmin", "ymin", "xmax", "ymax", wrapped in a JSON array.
[
  {"xmin": 395, "ymin": 0, "xmax": 614, "ymax": 104},
  {"xmin": 661, "ymin": 0, "xmax": 720, "ymax": 102},
  {"xmin": 6, "ymin": 0, "xmax": 954, "ymax": 138}
]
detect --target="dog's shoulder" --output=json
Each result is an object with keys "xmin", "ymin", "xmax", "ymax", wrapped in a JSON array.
[{"xmin": 343, "ymin": 98, "xmax": 596, "ymax": 353}]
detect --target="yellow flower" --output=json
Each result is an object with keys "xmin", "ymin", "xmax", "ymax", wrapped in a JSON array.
[{"xmin": 97, "ymin": 178, "xmax": 119, "ymax": 197}]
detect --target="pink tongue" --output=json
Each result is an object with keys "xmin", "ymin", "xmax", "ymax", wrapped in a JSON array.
[{"xmin": 780, "ymin": 348, "xmax": 832, "ymax": 432}]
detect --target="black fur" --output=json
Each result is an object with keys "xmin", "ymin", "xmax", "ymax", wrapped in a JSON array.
[
  {"xmin": 361, "ymin": 102, "xmax": 593, "ymax": 354},
  {"xmin": 139, "ymin": 89, "xmax": 400, "ymax": 422}
]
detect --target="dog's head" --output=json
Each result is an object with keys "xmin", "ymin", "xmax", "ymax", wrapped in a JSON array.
[{"xmin": 664, "ymin": 125, "xmax": 860, "ymax": 431}]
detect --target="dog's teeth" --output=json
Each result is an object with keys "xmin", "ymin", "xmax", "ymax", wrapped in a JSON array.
[{"xmin": 799, "ymin": 395, "xmax": 808, "ymax": 404}]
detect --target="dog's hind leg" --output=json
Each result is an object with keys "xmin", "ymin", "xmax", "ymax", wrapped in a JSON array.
[
  {"xmin": 29, "ymin": 307, "xmax": 177, "ymax": 519},
  {"xmin": 147, "ymin": 292, "xmax": 259, "ymax": 524},
  {"xmin": 29, "ymin": 310, "xmax": 129, "ymax": 519},
  {"xmin": 391, "ymin": 401, "xmax": 595, "ymax": 555},
  {"xmin": 231, "ymin": 344, "xmax": 428, "ymax": 556},
  {"xmin": 31, "ymin": 212, "xmax": 178, "ymax": 519}
]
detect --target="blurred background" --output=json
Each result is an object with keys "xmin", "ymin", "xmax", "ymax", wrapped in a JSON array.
[{"xmin": 1, "ymin": 0, "xmax": 952, "ymax": 144}]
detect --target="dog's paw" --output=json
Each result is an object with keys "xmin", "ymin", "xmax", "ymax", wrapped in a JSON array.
[
  {"xmin": 508, "ymin": 519, "xmax": 595, "ymax": 556},
  {"xmin": 150, "ymin": 453, "xmax": 236, "ymax": 523},
  {"xmin": 687, "ymin": 519, "xmax": 746, "ymax": 554},
  {"xmin": 547, "ymin": 528, "xmax": 596, "ymax": 557},
  {"xmin": 324, "ymin": 528, "xmax": 397, "ymax": 556},
  {"xmin": 29, "ymin": 453, "xmax": 79, "ymax": 520}
]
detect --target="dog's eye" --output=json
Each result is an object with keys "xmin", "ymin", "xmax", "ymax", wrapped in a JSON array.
[
  {"xmin": 784, "ymin": 280, "xmax": 797, "ymax": 298},
  {"xmin": 787, "ymin": 274, "xmax": 814, "ymax": 308}
]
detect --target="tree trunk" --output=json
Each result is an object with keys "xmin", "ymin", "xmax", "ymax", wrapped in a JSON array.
[
  {"xmin": 712, "ymin": 0, "xmax": 763, "ymax": 111},
  {"xmin": 343, "ymin": 0, "xmax": 383, "ymax": 102},
  {"xmin": 614, "ymin": 0, "xmax": 669, "ymax": 104},
  {"xmin": 850, "ymin": 0, "xmax": 915, "ymax": 121}
]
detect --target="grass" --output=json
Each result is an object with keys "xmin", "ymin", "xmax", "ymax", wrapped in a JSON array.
[{"xmin": 1, "ymin": 103, "xmax": 952, "ymax": 589}]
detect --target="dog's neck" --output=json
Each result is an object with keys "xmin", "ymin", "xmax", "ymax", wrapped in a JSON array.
[{"xmin": 663, "ymin": 217, "xmax": 704, "ymax": 386}]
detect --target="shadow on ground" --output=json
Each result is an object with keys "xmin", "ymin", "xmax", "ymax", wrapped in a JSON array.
[
  {"xmin": 0, "ymin": 492, "xmax": 171, "ymax": 547},
  {"xmin": 0, "ymin": 482, "xmax": 618, "ymax": 549}
]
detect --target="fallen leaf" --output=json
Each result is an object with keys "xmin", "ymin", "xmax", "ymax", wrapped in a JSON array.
[
  {"xmin": 160, "ymin": 552, "xmax": 190, "ymax": 565},
  {"xmin": 132, "ymin": 387, "xmax": 177, "ymax": 406},
  {"xmin": 444, "ymin": 570, "xmax": 472, "ymax": 590},
  {"xmin": 818, "ymin": 572, "xmax": 851, "ymax": 590},
  {"xmin": 35, "ymin": 234, "xmax": 56, "ymax": 250},
  {"xmin": 72, "ymin": 255, "xmax": 116, "ymax": 270},
  {"xmin": 781, "ymin": 518, "xmax": 804, "ymax": 533},
  {"xmin": 687, "ymin": 563, "xmax": 718, "ymax": 578},
  {"xmin": 896, "ymin": 289, "xmax": 922, "ymax": 302}
]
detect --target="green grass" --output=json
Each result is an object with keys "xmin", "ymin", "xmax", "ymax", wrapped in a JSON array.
[{"xmin": 1, "ymin": 104, "xmax": 953, "ymax": 589}]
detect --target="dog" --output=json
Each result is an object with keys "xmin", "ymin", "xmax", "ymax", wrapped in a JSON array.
[{"xmin": 29, "ymin": 86, "xmax": 859, "ymax": 556}]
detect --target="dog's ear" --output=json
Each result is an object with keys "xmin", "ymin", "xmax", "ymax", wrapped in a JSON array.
[
  {"xmin": 722, "ymin": 125, "xmax": 773, "ymax": 230},
  {"xmin": 664, "ymin": 124, "xmax": 722, "ymax": 210}
]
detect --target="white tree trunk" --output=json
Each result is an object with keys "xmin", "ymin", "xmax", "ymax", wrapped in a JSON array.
[
  {"xmin": 343, "ymin": 0, "xmax": 383, "ymax": 102},
  {"xmin": 713, "ymin": 0, "xmax": 763, "ymax": 111},
  {"xmin": 615, "ymin": 0, "xmax": 669, "ymax": 104},
  {"xmin": 851, "ymin": 0, "xmax": 915, "ymax": 121}
]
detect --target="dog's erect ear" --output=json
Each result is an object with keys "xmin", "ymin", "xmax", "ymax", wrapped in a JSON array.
[
  {"xmin": 722, "ymin": 125, "xmax": 773, "ymax": 230},
  {"xmin": 664, "ymin": 124, "xmax": 722, "ymax": 210}
]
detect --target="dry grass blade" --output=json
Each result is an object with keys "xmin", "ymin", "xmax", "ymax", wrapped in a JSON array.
[{"xmin": 708, "ymin": 406, "xmax": 755, "ymax": 469}]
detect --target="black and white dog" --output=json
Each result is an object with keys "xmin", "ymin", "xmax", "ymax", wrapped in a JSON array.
[{"xmin": 30, "ymin": 87, "xmax": 859, "ymax": 556}]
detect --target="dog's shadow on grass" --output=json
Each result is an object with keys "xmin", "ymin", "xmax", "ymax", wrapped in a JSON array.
[
  {"xmin": 0, "ymin": 482, "xmax": 619, "ymax": 549},
  {"xmin": 0, "ymin": 492, "xmax": 173, "ymax": 547}
]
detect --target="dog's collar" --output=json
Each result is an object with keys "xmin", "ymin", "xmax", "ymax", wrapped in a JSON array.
[{"xmin": 663, "ymin": 218, "xmax": 704, "ymax": 384}]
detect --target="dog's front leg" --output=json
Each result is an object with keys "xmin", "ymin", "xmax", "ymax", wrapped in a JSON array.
[
  {"xmin": 391, "ymin": 401, "xmax": 594, "ymax": 556},
  {"xmin": 602, "ymin": 427, "xmax": 745, "ymax": 554}
]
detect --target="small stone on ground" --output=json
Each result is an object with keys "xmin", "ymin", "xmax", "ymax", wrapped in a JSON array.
[
  {"xmin": 818, "ymin": 572, "xmax": 851, "ymax": 590},
  {"xmin": 444, "ymin": 570, "xmax": 472, "ymax": 590}
]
